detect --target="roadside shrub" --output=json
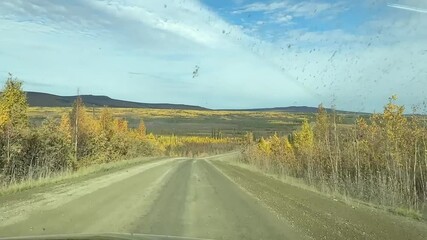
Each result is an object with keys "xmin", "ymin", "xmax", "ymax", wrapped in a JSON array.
[{"xmin": 241, "ymin": 96, "xmax": 427, "ymax": 213}]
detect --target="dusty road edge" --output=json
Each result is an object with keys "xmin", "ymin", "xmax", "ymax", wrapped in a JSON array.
[
  {"xmin": 0, "ymin": 156, "xmax": 170, "ymax": 197},
  {"xmin": 0, "ymin": 157, "xmax": 183, "ymax": 227}
]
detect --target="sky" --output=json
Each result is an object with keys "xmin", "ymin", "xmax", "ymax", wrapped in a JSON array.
[{"xmin": 0, "ymin": 0, "xmax": 426, "ymax": 112}]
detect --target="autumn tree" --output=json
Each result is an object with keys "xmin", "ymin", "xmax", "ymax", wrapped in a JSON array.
[
  {"xmin": 313, "ymin": 104, "xmax": 330, "ymax": 173},
  {"xmin": 282, "ymin": 137, "xmax": 296, "ymax": 174},
  {"xmin": 293, "ymin": 119, "xmax": 314, "ymax": 181},
  {"xmin": 109, "ymin": 118, "xmax": 130, "ymax": 158},
  {"xmin": 240, "ymin": 96, "xmax": 427, "ymax": 212},
  {"xmin": 244, "ymin": 132, "xmax": 254, "ymax": 145},
  {"xmin": 99, "ymin": 108, "xmax": 114, "ymax": 138},
  {"xmin": 69, "ymin": 96, "xmax": 96, "ymax": 163},
  {"xmin": 0, "ymin": 74, "xmax": 29, "ymax": 181},
  {"xmin": 269, "ymin": 133, "xmax": 282, "ymax": 170},
  {"xmin": 313, "ymin": 104, "xmax": 341, "ymax": 187},
  {"xmin": 91, "ymin": 108, "xmax": 115, "ymax": 162},
  {"xmin": 137, "ymin": 120, "xmax": 147, "ymax": 139},
  {"xmin": 59, "ymin": 113, "xmax": 72, "ymax": 144},
  {"xmin": 33, "ymin": 118, "xmax": 73, "ymax": 175}
]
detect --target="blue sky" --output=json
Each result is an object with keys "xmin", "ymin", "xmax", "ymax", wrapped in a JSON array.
[{"xmin": 0, "ymin": 0, "xmax": 426, "ymax": 112}]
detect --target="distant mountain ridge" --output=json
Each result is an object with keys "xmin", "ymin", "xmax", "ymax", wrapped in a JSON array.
[
  {"xmin": 23, "ymin": 91, "xmax": 359, "ymax": 113},
  {"xmin": 233, "ymin": 106, "xmax": 357, "ymax": 114},
  {"xmin": 25, "ymin": 92, "xmax": 208, "ymax": 110}
]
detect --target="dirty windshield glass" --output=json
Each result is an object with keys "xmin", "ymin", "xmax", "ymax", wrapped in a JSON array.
[{"xmin": 0, "ymin": 1, "xmax": 426, "ymax": 240}]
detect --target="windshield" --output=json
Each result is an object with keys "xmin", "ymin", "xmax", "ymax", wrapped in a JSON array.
[{"xmin": 0, "ymin": 1, "xmax": 426, "ymax": 240}]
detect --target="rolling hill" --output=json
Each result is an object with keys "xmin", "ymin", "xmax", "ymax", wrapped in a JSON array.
[
  {"xmin": 25, "ymin": 92, "xmax": 208, "ymax": 110},
  {"xmin": 23, "ymin": 91, "xmax": 360, "ymax": 113},
  {"xmin": 235, "ymin": 106, "xmax": 359, "ymax": 114}
]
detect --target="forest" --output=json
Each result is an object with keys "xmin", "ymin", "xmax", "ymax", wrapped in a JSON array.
[
  {"xmin": 241, "ymin": 99, "xmax": 427, "ymax": 215},
  {"xmin": 0, "ymin": 76, "xmax": 238, "ymax": 187}
]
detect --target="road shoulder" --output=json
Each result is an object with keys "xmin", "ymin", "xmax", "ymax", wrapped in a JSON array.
[
  {"xmin": 210, "ymin": 158, "xmax": 427, "ymax": 240},
  {"xmin": 0, "ymin": 157, "xmax": 178, "ymax": 228}
]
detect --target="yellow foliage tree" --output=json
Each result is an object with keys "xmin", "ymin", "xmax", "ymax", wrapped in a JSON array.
[
  {"xmin": 58, "ymin": 113, "xmax": 72, "ymax": 144},
  {"xmin": 258, "ymin": 137, "xmax": 271, "ymax": 155},
  {"xmin": 0, "ymin": 75, "xmax": 29, "ymax": 173},
  {"xmin": 114, "ymin": 119, "xmax": 128, "ymax": 134},
  {"xmin": 69, "ymin": 96, "xmax": 97, "ymax": 162},
  {"xmin": 137, "ymin": 120, "xmax": 146, "ymax": 139},
  {"xmin": 269, "ymin": 133, "xmax": 282, "ymax": 168},
  {"xmin": 293, "ymin": 119, "xmax": 314, "ymax": 153},
  {"xmin": 282, "ymin": 137, "xmax": 296, "ymax": 169},
  {"xmin": 293, "ymin": 119, "xmax": 314, "ymax": 180},
  {"xmin": 99, "ymin": 108, "xmax": 114, "ymax": 139},
  {"xmin": 0, "ymin": 75, "xmax": 28, "ymax": 130}
]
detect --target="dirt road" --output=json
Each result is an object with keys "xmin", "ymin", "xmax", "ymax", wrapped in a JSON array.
[{"xmin": 0, "ymin": 155, "xmax": 426, "ymax": 239}]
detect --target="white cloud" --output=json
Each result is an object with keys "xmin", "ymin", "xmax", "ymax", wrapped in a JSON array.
[
  {"xmin": 233, "ymin": 0, "xmax": 347, "ymax": 18},
  {"xmin": 85, "ymin": 0, "xmax": 222, "ymax": 46},
  {"xmin": 0, "ymin": 0, "xmax": 426, "ymax": 111},
  {"xmin": 233, "ymin": 1, "xmax": 289, "ymax": 13},
  {"xmin": 0, "ymin": 0, "xmax": 317, "ymax": 109},
  {"xmin": 232, "ymin": 1, "xmax": 348, "ymax": 31},
  {"xmin": 286, "ymin": 1, "xmax": 346, "ymax": 18},
  {"xmin": 274, "ymin": 14, "xmax": 293, "ymax": 24}
]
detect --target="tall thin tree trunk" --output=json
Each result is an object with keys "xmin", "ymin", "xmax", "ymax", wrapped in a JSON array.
[
  {"xmin": 413, "ymin": 142, "xmax": 418, "ymax": 209},
  {"xmin": 333, "ymin": 113, "xmax": 340, "ymax": 191},
  {"xmin": 74, "ymin": 100, "xmax": 78, "ymax": 161},
  {"xmin": 6, "ymin": 125, "xmax": 10, "ymax": 166}
]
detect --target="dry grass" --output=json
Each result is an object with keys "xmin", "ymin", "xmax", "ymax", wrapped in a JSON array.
[{"xmin": 239, "ymin": 100, "xmax": 427, "ymax": 219}]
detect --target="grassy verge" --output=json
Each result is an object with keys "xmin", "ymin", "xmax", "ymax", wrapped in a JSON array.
[
  {"xmin": 388, "ymin": 207, "xmax": 424, "ymax": 220},
  {"xmin": 214, "ymin": 154, "xmax": 424, "ymax": 221},
  {"xmin": 0, "ymin": 156, "xmax": 166, "ymax": 196}
]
